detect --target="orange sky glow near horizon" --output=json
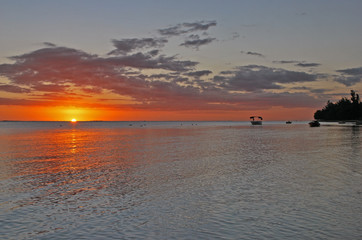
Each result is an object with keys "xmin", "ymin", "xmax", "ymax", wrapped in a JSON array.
[{"xmin": 0, "ymin": 105, "xmax": 317, "ymax": 122}]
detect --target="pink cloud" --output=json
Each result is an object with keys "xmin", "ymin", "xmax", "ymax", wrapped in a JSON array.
[{"xmin": 0, "ymin": 41, "xmax": 323, "ymax": 111}]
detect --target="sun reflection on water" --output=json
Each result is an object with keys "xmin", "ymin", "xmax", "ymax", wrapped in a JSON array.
[{"xmin": 71, "ymin": 131, "xmax": 77, "ymax": 154}]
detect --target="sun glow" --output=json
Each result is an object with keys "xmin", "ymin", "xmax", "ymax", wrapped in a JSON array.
[{"xmin": 71, "ymin": 118, "xmax": 77, "ymax": 123}]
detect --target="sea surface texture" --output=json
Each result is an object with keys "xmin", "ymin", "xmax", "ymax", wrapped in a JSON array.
[{"xmin": 1, "ymin": 121, "xmax": 361, "ymax": 239}]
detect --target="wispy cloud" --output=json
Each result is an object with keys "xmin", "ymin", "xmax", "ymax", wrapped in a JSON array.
[
  {"xmin": 158, "ymin": 20, "xmax": 217, "ymax": 36},
  {"xmin": 108, "ymin": 38, "xmax": 167, "ymax": 55},
  {"xmin": 185, "ymin": 70, "xmax": 212, "ymax": 77},
  {"xmin": 241, "ymin": 51, "xmax": 265, "ymax": 58},
  {"xmin": 273, "ymin": 60, "xmax": 299, "ymax": 64},
  {"xmin": 180, "ymin": 35, "xmax": 216, "ymax": 50},
  {"xmin": 157, "ymin": 21, "xmax": 218, "ymax": 50},
  {"xmin": 43, "ymin": 42, "xmax": 57, "ymax": 47},
  {"xmin": 295, "ymin": 62, "xmax": 321, "ymax": 67},
  {"xmin": 274, "ymin": 60, "xmax": 321, "ymax": 68}
]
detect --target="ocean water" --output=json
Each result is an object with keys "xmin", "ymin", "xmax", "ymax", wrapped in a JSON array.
[{"xmin": 0, "ymin": 121, "xmax": 361, "ymax": 239}]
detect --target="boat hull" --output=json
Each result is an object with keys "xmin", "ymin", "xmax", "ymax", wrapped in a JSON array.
[
  {"xmin": 309, "ymin": 121, "xmax": 320, "ymax": 127},
  {"xmin": 251, "ymin": 121, "xmax": 262, "ymax": 125}
]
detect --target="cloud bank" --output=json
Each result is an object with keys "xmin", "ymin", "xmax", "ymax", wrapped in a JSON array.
[
  {"xmin": 0, "ymin": 43, "xmax": 322, "ymax": 111},
  {"xmin": 2, "ymin": 20, "xmax": 357, "ymax": 114}
]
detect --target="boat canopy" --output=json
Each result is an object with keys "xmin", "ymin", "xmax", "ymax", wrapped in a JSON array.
[{"xmin": 250, "ymin": 116, "xmax": 263, "ymax": 120}]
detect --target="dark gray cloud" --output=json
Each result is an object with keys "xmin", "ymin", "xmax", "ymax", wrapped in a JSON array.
[
  {"xmin": 158, "ymin": 20, "xmax": 217, "ymax": 36},
  {"xmin": 147, "ymin": 73, "xmax": 179, "ymax": 80},
  {"xmin": 310, "ymin": 88, "xmax": 327, "ymax": 94},
  {"xmin": 43, "ymin": 42, "xmax": 57, "ymax": 47},
  {"xmin": 335, "ymin": 76, "xmax": 361, "ymax": 86},
  {"xmin": 336, "ymin": 67, "xmax": 362, "ymax": 75},
  {"xmin": 219, "ymin": 70, "xmax": 234, "ymax": 75},
  {"xmin": 106, "ymin": 22, "xmax": 215, "ymax": 54},
  {"xmin": 241, "ymin": 51, "xmax": 265, "ymax": 58},
  {"xmin": 335, "ymin": 67, "xmax": 362, "ymax": 86},
  {"xmin": 180, "ymin": 36, "xmax": 216, "ymax": 49},
  {"xmin": 183, "ymin": 21, "xmax": 217, "ymax": 31},
  {"xmin": 108, "ymin": 38, "xmax": 167, "ymax": 55},
  {"xmin": 295, "ymin": 62, "xmax": 321, "ymax": 67},
  {"xmin": 185, "ymin": 70, "xmax": 212, "ymax": 77},
  {"xmin": 273, "ymin": 60, "xmax": 321, "ymax": 67},
  {"xmin": 105, "ymin": 53, "xmax": 198, "ymax": 72},
  {"xmin": 215, "ymin": 65, "xmax": 317, "ymax": 92},
  {"xmin": 291, "ymin": 86, "xmax": 310, "ymax": 90},
  {"xmin": 273, "ymin": 60, "xmax": 299, "ymax": 64},
  {"xmin": 148, "ymin": 49, "xmax": 160, "ymax": 57}
]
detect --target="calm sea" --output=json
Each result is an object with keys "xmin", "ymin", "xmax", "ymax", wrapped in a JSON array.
[{"xmin": 0, "ymin": 121, "xmax": 361, "ymax": 239}]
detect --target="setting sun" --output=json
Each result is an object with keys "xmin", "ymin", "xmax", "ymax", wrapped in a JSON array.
[{"xmin": 71, "ymin": 118, "xmax": 77, "ymax": 123}]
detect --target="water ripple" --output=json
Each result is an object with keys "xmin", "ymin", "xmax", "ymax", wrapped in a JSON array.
[{"xmin": 0, "ymin": 123, "xmax": 361, "ymax": 239}]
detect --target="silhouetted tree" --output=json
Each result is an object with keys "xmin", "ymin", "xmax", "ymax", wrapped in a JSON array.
[
  {"xmin": 314, "ymin": 90, "xmax": 362, "ymax": 120},
  {"xmin": 350, "ymin": 90, "xmax": 360, "ymax": 119}
]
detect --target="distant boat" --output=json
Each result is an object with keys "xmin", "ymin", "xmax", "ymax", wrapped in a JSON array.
[
  {"xmin": 250, "ymin": 116, "xmax": 263, "ymax": 125},
  {"xmin": 309, "ymin": 120, "xmax": 320, "ymax": 127},
  {"xmin": 286, "ymin": 121, "xmax": 292, "ymax": 124}
]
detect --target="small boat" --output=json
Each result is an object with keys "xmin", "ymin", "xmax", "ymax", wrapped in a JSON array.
[
  {"xmin": 250, "ymin": 116, "xmax": 263, "ymax": 125},
  {"xmin": 309, "ymin": 120, "xmax": 320, "ymax": 127},
  {"xmin": 286, "ymin": 121, "xmax": 292, "ymax": 124}
]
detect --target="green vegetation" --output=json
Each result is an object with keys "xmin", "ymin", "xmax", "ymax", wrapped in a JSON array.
[{"xmin": 314, "ymin": 90, "xmax": 362, "ymax": 120}]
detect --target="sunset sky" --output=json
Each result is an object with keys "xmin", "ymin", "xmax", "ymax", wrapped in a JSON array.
[{"xmin": 1, "ymin": 0, "xmax": 362, "ymax": 121}]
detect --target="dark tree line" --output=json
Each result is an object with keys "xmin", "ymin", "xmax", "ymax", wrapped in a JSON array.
[{"xmin": 314, "ymin": 90, "xmax": 362, "ymax": 120}]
